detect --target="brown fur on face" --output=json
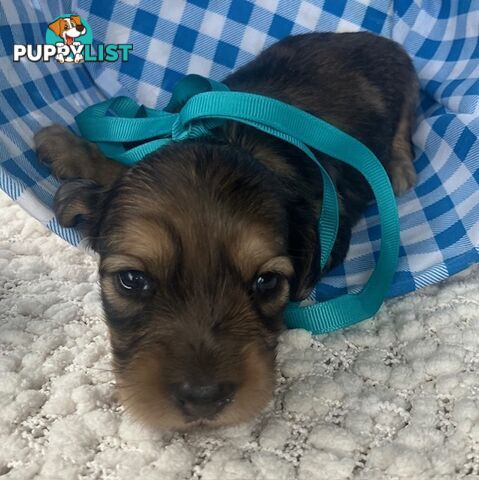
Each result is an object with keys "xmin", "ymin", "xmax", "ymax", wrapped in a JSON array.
[
  {"xmin": 35, "ymin": 32, "xmax": 419, "ymax": 430},
  {"xmin": 94, "ymin": 143, "xmax": 293, "ymax": 429}
]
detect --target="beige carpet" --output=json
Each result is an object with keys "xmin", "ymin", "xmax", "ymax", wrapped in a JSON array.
[{"xmin": 2, "ymin": 190, "xmax": 479, "ymax": 480}]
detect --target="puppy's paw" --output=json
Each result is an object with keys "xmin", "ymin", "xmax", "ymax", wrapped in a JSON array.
[
  {"xmin": 390, "ymin": 158, "xmax": 417, "ymax": 196},
  {"xmin": 35, "ymin": 125, "xmax": 125, "ymax": 187},
  {"xmin": 34, "ymin": 125, "xmax": 87, "ymax": 179}
]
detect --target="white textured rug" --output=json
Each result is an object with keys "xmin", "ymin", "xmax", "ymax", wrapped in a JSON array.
[{"xmin": 2, "ymin": 190, "xmax": 479, "ymax": 480}]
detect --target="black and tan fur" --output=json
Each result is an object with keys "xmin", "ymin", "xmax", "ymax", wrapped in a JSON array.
[{"xmin": 35, "ymin": 32, "xmax": 418, "ymax": 430}]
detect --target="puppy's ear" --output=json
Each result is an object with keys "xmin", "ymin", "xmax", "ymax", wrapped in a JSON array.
[
  {"xmin": 289, "ymin": 210, "xmax": 353, "ymax": 301},
  {"xmin": 287, "ymin": 206, "xmax": 321, "ymax": 301},
  {"xmin": 71, "ymin": 15, "xmax": 82, "ymax": 27},
  {"xmin": 54, "ymin": 179, "xmax": 109, "ymax": 249},
  {"xmin": 48, "ymin": 19, "xmax": 64, "ymax": 37}
]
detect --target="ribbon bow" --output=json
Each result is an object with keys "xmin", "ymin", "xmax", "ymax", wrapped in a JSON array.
[{"xmin": 75, "ymin": 74, "xmax": 400, "ymax": 334}]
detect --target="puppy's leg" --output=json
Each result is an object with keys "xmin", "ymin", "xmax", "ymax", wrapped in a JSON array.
[
  {"xmin": 387, "ymin": 93, "xmax": 418, "ymax": 196},
  {"xmin": 35, "ymin": 124, "xmax": 126, "ymax": 188}
]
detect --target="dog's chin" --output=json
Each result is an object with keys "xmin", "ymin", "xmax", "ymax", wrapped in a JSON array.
[
  {"xmin": 116, "ymin": 385, "xmax": 274, "ymax": 432},
  {"xmin": 172, "ymin": 412, "xmax": 255, "ymax": 433},
  {"xmin": 127, "ymin": 400, "xmax": 275, "ymax": 433},
  {"xmin": 157, "ymin": 409, "xmax": 250, "ymax": 433}
]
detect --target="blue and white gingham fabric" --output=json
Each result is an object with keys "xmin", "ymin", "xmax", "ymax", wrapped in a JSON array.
[{"xmin": 1, "ymin": 0, "xmax": 479, "ymax": 302}]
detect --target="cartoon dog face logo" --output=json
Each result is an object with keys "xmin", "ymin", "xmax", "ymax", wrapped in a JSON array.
[
  {"xmin": 48, "ymin": 16, "xmax": 86, "ymax": 45},
  {"xmin": 48, "ymin": 15, "xmax": 87, "ymax": 63}
]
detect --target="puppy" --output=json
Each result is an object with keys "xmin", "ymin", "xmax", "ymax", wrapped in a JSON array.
[
  {"xmin": 48, "ymin": 15, "xmax": 87, "ymax": 63},
  {"xmin": 35, "ymin": 32, "xmax": 418, "ymax": 430}
]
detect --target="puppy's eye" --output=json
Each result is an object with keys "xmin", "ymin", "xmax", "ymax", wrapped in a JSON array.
[
  {"xmin": 116, "ymin": 270, "xmax": 152, "ymax": 295},
  {"xmin": 253, "ymin": 272, "xmax": 281, "ymax": 295}
]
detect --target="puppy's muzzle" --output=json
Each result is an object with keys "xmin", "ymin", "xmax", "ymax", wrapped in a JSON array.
[{"xmin": 170, "ymin": 381, "xmax": 235, "ymax": 420}]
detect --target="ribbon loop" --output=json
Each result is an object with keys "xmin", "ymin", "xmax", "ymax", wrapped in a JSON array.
[{"xmin": 171, "ymin": 116, "xmax": 190, "ymax": 142}]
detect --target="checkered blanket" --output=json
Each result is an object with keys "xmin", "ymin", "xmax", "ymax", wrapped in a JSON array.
[{"xmin": 1, "ymin": 0, "xmax": 478, "ymax": 302}]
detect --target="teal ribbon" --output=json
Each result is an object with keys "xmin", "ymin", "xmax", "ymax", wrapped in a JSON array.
[{"xmin": 75, "ymin": 74, "xmax": 399, "ymax": 334}]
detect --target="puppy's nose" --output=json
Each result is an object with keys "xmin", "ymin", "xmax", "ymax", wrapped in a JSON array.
[
  {"xmin": 76, "ymin": 25, "xmax": 84, "ymax": 32},
  {"xmin": 172, "ymin": 382, "xmax": 235, "ymax": 419}
]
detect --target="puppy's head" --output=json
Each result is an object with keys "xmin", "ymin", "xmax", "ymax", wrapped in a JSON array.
[
  {"xmin": 54, "ymin": 141, "xmax": 319, "ymax": 429},
  {"xmin": 48, "ymin": 16, "xmax": 86, "ymax": 44}
]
